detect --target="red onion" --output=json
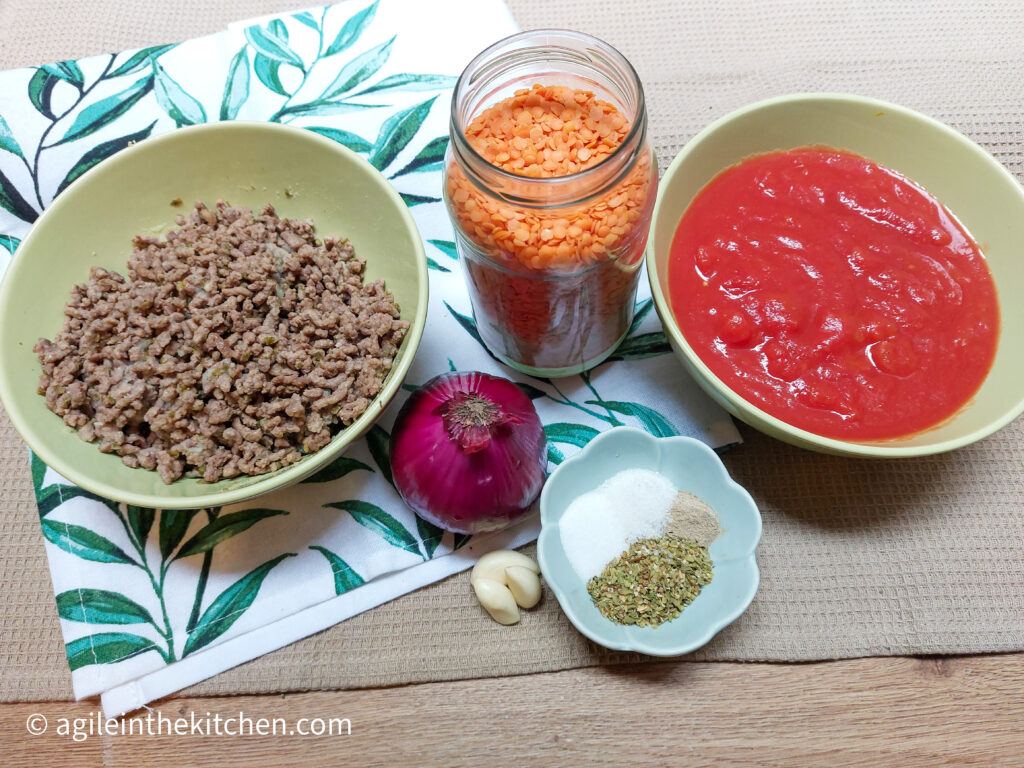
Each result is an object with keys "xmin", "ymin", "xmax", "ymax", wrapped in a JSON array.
[{"xmin": 390, "ymin": 371, "xmax": 547, "ymax": 535}]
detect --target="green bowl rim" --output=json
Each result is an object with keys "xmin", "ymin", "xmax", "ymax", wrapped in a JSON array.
[
  {"xmin": 0, "ymin": 121, "xmax": 428, "ymax": 508},
  {"xmin": 646, "ymin": 91, "xmax": 1024, "ymax": 458}
]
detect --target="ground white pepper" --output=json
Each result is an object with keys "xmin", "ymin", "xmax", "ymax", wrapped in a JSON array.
[{"xmin": 664, "ymin": 490, "xmax": 721, "ymax": 547}]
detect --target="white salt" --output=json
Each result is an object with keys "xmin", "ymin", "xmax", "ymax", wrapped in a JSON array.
[{"xmin": 558, "ymin": 468, "xmax": 677, "ymax": 582}]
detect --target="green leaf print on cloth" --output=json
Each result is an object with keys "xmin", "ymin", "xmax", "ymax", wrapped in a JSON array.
[
  {"xmin": 0, "ymin": 235, "xmax": 18, "ymax": 254},
  {"xmin": 56, "ymin": 75, "xmax": 155, "ymax": 145},
  {"xmin": 365, "ymin": 425, "xmax": 394, "ymax": 487},
  {"xmin": 220, "ymin": 48, "xmax": 251, "ymax": 120},
  {"xmin": 368, "ymin": 95, "xmax": 436, "ymax": 170},
  {"xmin": 56, "ymin": 122, "xmax": 156, "ymax": 196},
  {"xmin": 544, "ymin": 422, "xmax": 601, "ymax": 465},
  {"xmin": 0, "ymin": 167, "xmax": 38, "ymax": 222},
  {"xmin": 320, "ymin": 36, "xmax": 396, "ymax": 100},
  {"xmin": 66, "ymin": 633, "xmax": 165, "ymax": 671},
  {"xmin": 153, "ymin": 61, "xmax": 207, "ymax": 126},
  {"xmin": 325, "ymin": 500, "xmax": 426, "ymax": 560},
  {"xmin": 41, "ymin": 61, "xmax": 86, "ymax": 89},
  {"xmin": 310, "ymin": 546, "xmax": 366, "ymax": 594},
  {"xmin": 390, "ymin": 134, "xmax": 448, "ymax": 178},
  {"xmin": 324, "ymin": 0, "xmax": 378, "ymax": 56},
  {"xmin": 591, "ymin": 401, "xmax": 679, "ymax": 437},
  {"xmin": 182, "ymin": 553, "xmax": 296, "ymax": 657},
  {"xmin": 416, "ymin": 515, "xmax": 445, "ymax": 559},
  {"xmin": 175, "ymin": 509, "xmax": 290, "ymax": 558},
  {"xmin": 244, "ymin": 25, "xmax": 306, "ymax": 70},
  {"xmin": 0, "ymin": 114, "xmax": 24, "ymax": 158},
  {"xmin": 301, "ymin": 455, "xmax": 374, "ymax": 484},
  {"xmin": 305, "ymin": 125, "xmax": 372, "ymax": 152},
  {"xmin": 35, "ymin": 472, "xmax": 294, "ymax": 670},
  {"xmin": 4, "ymin": 45, "xmax": 176, "ymax": 220},
  {"xmin": 254, "ymin": 52, "xmax": 290, "ymax": 96},
  {"xmin": 27, "ymin": 69, "xmax": 59, "ymax": 120},
  {"xmin": 56, "ymin": 589, "xmax": 157, "ymax": 626},
  {"xmin": 159, "ymin": 510, "xmax": 199, "ymax": 561},
  {"xmin": 35, "ymin": 485, "xmax": 106, "ymax": 519},
  {"xmin": 108, "ymin": 44, "xmax": 178, "ymax": 79},
  {"xmin": 41, "ymin": 520, "xmax": 139, "ymax": 566}
]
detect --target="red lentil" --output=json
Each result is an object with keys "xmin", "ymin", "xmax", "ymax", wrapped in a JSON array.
[
  {"xmin": 445, "ymin": 83, "xmax": 655, "ymax": 372},
  {"xmin": 447, "ymin": 84, "xmax": 652, "ymax": 271}
]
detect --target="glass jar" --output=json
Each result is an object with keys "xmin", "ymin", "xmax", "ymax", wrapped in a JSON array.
[{"xmin": 443, "ymin": 29, "xmax": 658, "ymax": 377}]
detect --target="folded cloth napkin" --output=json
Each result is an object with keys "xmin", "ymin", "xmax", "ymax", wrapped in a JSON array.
[{"xmin": 0, "ymin": 0, "xmax": 740, "ymax": 716}]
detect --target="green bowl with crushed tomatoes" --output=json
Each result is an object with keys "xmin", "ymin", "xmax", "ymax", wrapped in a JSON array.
[
  {"xmin": 0, "ymin": 122, "xmax": 428, "ymax": 508},
  {"xmin": 647, "ymin": 93, "xmax": 1024, "ymax": 457}
]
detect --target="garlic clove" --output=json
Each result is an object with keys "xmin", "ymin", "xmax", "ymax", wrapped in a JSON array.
[
  {"xmin": 470, "ymin": 549, "xmax": 540, "ymax": 587},
  {"xmin": 504, "ymin": 565, "xmax": 542, "ymax": 608},
  {"xmin": 472, "ymin": 577, "xmax": 520, "ymax": 625}
]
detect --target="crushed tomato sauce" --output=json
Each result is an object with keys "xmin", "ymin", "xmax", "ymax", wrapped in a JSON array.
[{"xmin": 669, "ymin": 147, "xmax": 999, "ymax": 441}]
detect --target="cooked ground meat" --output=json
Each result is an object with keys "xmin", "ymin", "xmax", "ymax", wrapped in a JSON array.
[{"xmin": 34, "ymin": 201, "xmax": 409, "ymax": 484}]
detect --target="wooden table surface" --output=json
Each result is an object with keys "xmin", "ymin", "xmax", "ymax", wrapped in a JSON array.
[{"xmin": 3, "ymin": 653, "xmax": 1022, "ymax": 766}]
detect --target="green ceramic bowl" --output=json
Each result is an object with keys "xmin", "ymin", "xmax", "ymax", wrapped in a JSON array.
[
  {"xmin": 537, "ymin": 427, "xmax": 761, "ymax": 656},
  {"xmin": 648, "ymin": 93, "xmax": 1024, "ymax": 457},
  {"xmin": 0, "ymin": 122, "xmax": 427, "ymax": 508}
]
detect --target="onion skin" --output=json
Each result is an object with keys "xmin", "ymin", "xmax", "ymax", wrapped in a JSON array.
[{"xmin": 389, "ymin": 371, "xmax": 547, "ymax": 534}]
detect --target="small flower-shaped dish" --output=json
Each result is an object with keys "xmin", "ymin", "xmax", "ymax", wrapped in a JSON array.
[{"xmin": 537, "ymin": 427, "xmax": 761, "ymax": 656}]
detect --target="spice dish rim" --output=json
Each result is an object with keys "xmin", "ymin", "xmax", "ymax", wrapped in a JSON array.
[{"xmin": 537, "ymin": 426, "xmax": 761, "ymax": 656}]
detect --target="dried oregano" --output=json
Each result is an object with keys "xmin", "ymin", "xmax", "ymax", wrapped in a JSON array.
[{"xmin": 586, "ymin": 536, "xmax": 713, "ymax": 628}]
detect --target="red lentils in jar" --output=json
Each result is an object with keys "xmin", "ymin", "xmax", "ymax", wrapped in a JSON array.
[{"xmin": 444, "ymin": 32, "xmax": 656, "ymax": 376}]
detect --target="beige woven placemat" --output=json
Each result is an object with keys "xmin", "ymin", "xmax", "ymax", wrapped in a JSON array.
[{"xmin": 2, "ymin": 0, "xmax": 1023, "ymax": 703}]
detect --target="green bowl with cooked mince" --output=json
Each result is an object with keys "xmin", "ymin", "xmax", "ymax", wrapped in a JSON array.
[{"xmin": 0, "ymin": 122, "xmax": 428, "ymax": 509}]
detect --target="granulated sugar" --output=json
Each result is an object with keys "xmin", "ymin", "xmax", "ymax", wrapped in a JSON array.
[{"xmin": 559, "ymin": 468, "xmax": 677, "ymax": 581}]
